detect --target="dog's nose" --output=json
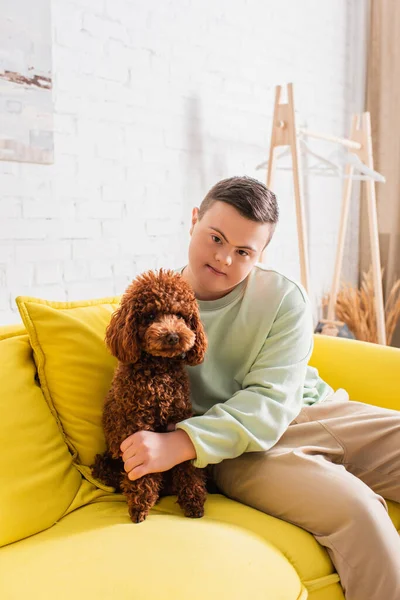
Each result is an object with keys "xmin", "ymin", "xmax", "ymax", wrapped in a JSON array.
[{"xmin": 166, "ymin": 333, "xmax": 179, "ymax": 345}]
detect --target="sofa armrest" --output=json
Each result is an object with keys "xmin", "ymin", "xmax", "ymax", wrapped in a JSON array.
[{"xmin": 310, "ymin": 334, "xmax": 400, "ymax": 411}]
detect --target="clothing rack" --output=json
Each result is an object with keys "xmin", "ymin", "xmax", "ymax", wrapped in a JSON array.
[{"xmin": 260, "ymin": 83, "xmax": 386, "ymax": 345}]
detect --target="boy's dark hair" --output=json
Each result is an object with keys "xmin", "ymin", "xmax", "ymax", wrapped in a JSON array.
[{"xmin": 198, "ymin": 176, "xmax": 279, "ymax": 225}]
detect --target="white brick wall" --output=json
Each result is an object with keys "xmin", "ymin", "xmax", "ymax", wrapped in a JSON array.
[{"xmin": 0, "ymin": 0, "xmax": 368, "ymax": 325}]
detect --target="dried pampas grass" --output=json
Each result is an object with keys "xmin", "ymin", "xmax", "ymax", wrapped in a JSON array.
[{"xmin": 322, "ymin": 267, "xmax": 400, "ymax": 345}]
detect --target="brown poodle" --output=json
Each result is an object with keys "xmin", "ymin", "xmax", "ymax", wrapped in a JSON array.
[{"xmin": 91, "ymin": 269, "xmax": 208, "ymax": 523}]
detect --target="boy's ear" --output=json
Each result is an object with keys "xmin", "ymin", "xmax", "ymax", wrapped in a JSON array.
[
  {"xmin": 261, "ymin": 223, "xmax": 276, "ymax": 256},
  {"xmin": 190, "ymin": 207, "xmax": 199, "ymax": 235}
]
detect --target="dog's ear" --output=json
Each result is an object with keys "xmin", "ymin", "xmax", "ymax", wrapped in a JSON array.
[
  {"xmin": 186, "ymin": 308, "xmax": 207, "ymax": 366},
  {"xmin": 105, "ymin": 301, "xmax": 141, "ymax": 364}
]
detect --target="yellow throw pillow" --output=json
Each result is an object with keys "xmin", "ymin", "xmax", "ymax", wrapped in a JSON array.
[
  {"xmin": 0, "ymin": 334, "xmax": 82, "ymax": 547},
  {"xmin": 0, "ymin": 323, "xmax": 26, "ymax": 341},
  {"xmin": 16, "ymin": 296, "xmax": 120, "ymax": 472}
]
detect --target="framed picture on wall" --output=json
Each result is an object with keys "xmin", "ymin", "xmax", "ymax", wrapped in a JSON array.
[{"xmin": 0, "ymin": 0, "xmax": 53, "ymax": 164}]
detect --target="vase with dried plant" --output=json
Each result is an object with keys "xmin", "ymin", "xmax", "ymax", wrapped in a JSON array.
[{"xmin": 321, "ymin": 266, "xmax": 400, "ymax": 345}]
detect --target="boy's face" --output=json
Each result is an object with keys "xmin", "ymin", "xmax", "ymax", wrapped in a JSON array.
[{"xmin": 184, "ymin": 200, "xmax": 274, "ymax": 301}]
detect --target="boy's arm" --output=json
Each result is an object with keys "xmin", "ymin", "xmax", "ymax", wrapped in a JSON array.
[{"xmin": 176, "ymin": 298, "xmax": 314, "ymax": 469}]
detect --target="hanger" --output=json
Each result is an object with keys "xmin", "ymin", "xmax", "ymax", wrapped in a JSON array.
[
  {"xmin": 344, "ymin": 152, "xmax": 386, "ymax": 183},
  {"xmin": 256, "ymin": 135, "xmax": 386, "ymax": 183},
  {"xmin": 255, "ymin": 138, "xmax": 345, "ymax": 176}
]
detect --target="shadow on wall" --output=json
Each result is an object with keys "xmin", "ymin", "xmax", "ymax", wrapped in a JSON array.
[{"xmin": 182, "ymin": 95, "xmax": 227, "ymax": 232}]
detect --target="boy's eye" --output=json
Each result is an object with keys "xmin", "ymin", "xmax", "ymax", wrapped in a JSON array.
[
  {"xmin": 237, "ymin": 249, "xmax": 249, "ymax": 257},
  {"xmin": 211, "ymin": 235, "xmax": 222, "ymax": 244}
]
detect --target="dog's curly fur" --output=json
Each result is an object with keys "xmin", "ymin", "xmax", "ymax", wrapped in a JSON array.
[{"xmin": 91, "ymin": 269, "xmax": 208, "ymax": 523}]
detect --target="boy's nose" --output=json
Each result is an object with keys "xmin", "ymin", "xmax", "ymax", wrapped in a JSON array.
[{"xmin": 216, "ymin": 251, "xmax": 232, "ymax": 266}]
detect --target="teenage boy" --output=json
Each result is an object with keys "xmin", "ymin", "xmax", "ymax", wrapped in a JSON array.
[{"xmin": 121, "ymin": 176, "xmax": 400, "ymax": 600}]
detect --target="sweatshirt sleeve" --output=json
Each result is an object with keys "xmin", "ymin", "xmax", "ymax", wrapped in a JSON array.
[{"xmin": 176, "ymin": 295, "xmax": 314, "ymax": 469}]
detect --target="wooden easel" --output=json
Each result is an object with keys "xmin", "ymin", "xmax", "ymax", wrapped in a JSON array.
[{"xmin": 263, "ymin": 83, "xmax": 387, "ymax": 345}]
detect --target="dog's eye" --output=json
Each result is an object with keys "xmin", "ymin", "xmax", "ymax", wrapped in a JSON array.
[
  {"xmin": 176, "ymin": 313, "xmax": 185, "ymax": 321},
  {"xmin": 146, "ymin": 313, "xmax": 156, "ymax": 322}
]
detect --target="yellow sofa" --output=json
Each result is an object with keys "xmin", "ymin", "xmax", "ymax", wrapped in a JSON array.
[{"xmin": 1, "ymin": 296, "xmax": 399, "ymax": 600}]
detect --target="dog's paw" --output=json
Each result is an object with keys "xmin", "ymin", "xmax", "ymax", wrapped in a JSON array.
[
  {"xmin": 129, "ymin": 508, "xmax": 148, "ymax": 524},
  {"xmin": 184, "ymin": 506, "xmax": 205, "ymax": 519}
]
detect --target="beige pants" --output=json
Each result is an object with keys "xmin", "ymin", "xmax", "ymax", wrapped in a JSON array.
[{"xmin": 211, "ymin": 390, "xmax": 400, "ymax": 600}]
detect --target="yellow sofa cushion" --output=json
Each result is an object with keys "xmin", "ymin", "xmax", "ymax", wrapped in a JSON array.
[
  {"xmin": 16, "ymin": 296, "xmax": 120, "ymax": 472},
  {"xmin": 0, "ymin": 334, "xmax": 82, "ymax": 547},
  {"xmin": 0, "ymin": 497, "xmax": 308, "ymax": 600}
]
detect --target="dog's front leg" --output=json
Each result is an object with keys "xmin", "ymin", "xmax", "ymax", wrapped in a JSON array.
[
  {"xmin": 171, "ymin": 462, "xmax": 207, "ymax": 518},
  {"xmin": 121, "ymin": 472, "xmax": 163, "ymax": 523},
  {"xmin": 91, "ymin": 451, "xmax": 124, "ymax": 490},
  {"xmin": 102, "ymin": 386, "xmax": 141, "ymax": 460},
  {"xmin": 104, "ymin": 419, "xmax": 143, "ymax": 463}
]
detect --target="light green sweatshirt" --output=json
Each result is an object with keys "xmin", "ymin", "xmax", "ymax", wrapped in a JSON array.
[{"xmin": 176, "ymin": 264, "xmax": 333, "ymax": 468}]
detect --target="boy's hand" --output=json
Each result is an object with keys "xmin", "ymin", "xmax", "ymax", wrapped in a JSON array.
[{"xmin": 120, "ymin": 430, "xmax": 196, "ymax": 481}]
